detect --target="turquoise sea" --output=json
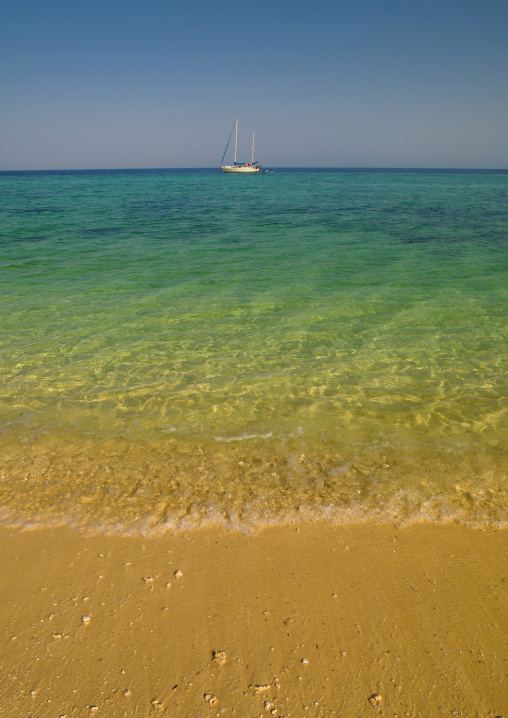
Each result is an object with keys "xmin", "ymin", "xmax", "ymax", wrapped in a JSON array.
[{"xmin": 0, "ymin": 168, "xmax": 507, "ymax": 534}]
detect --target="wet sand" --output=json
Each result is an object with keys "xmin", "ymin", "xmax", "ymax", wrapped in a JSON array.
[{"xmin": 1, "ymin": 522, "xmax": 507, "ymax": 717}]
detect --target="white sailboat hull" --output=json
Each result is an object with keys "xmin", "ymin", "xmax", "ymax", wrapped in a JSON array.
[
  {"xmin": 220, "ymin": 165, "xmax": 260, "ymax": 173},
  {"xmin": 220, "ymin": 119, "xmax": 262, "ymax": 173}
]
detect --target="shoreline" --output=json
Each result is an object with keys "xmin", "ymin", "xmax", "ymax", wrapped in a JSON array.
[
  {"xmin": 1, "ymin": 433, "xmax": 507, "ymax": 535},
  {"xmin": 1, "ymin": 522, "xmax": 507, "ymax": 717}
]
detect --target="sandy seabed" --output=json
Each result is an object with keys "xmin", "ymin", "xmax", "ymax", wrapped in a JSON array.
[{"xmin": 0, "ymin": 522, "xmax": 507, "ymax": 718}]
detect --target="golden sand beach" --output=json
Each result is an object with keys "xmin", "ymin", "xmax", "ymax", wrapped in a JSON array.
[{"xmin": 1, "ymin": 523, "xmax": 507, "ymax": 717}]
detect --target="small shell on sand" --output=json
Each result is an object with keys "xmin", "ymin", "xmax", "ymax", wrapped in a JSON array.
[
  {"xmin": 204, "ymin": 692, "xmax": 217, "ymax": 704},
  {"xmin": 82, "ymin": 615, "xmax": 91, "ymax": 624},
  {"xmin": 212, "ymin": 650, "xmax": 227, "ymax": 665},
  {"xmin": 369, "ymin": 693, "xmax": 382, "ymax": 705},
  {"xmin": 174, "ymin": 570, "xmax": 183, "ymax": 578}
]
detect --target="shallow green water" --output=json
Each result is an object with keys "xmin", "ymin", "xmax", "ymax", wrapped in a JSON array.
[{"xmin": 0, "ymin": 169, "xmax": 507, "ymax": 533}]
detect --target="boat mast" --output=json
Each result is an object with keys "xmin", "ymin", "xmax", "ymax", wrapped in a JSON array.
[
  {"xmin": 234, "ymin": 118, "xmax": 238, "ymax": 164},
  {"xmin": 252, "ymin": 132, "xmax": 255, "ymax": 164}
]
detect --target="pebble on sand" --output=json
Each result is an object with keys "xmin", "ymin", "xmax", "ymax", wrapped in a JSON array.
[
  {"xmin": 204, "ymin": 692, "xmax": 217, "ymax": 704},
  {"xmin": 369, "ymin": 693, "xmax": 383, "ymax": 705},
  {"xmin": 212, "ymin": 650, "xmax": 227, "ymax": 665}
]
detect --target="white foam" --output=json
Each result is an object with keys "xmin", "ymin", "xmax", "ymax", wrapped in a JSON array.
[
  {"xmin": 213, "ymin": 431, "xmax": 274, "ymax": 443},
  {"xmin": 2, "ymin": 490, "xmax": 507, "ymax": 538}
]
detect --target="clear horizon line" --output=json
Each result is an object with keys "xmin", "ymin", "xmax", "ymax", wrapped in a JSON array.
[{"xmin": 2, "ymin": 166, "xmax": 508, "ymax": 174}]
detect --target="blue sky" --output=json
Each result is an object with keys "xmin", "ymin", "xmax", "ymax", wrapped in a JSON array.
[{"xmin": 2, "ymin": 0, "xmax": 507, "ymax": 169}]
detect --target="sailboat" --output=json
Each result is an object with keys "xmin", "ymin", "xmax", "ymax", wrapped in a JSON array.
[{"xmin": 220, "ymin": 118, "xmax": 261, "ymax": 173}]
